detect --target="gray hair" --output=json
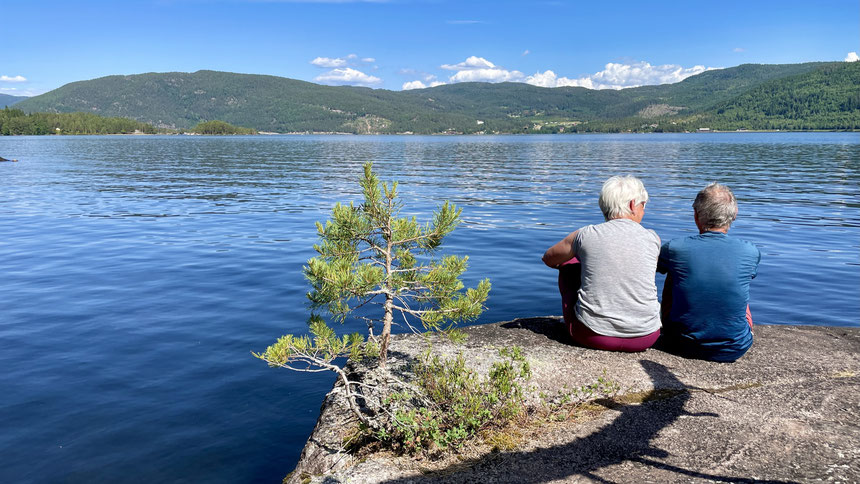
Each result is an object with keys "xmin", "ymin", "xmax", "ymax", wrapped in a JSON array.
[
  {"xmin": 693, "ymin": 182, "xmax": 738, "ymax": 229},
  {"xmin": 598, "ymin": 175, "xmax": 649, "ymax": 221}
]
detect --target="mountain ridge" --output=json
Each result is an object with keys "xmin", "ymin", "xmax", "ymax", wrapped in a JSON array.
[
  {"xmin": 13, "ymin": 61, "xmax": 859, "ymax": 133},
  {"xmin": 0, "ymin": 93, "xmax": 28, "ymax": 107}
]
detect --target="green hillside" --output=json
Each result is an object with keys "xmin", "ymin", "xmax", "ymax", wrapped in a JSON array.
[
  {"xmin": 13, "ymin": 62, "xmax": 858, "ymax": 134},
  {"xmin": 625, "ymin": 62, "xmax": 837, "ymax": 112},
  {"xmin": 692, "ymin": 61, "xmax": 860, "ymax": 130}
]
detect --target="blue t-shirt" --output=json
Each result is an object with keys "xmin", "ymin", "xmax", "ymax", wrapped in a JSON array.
[{"xmin": 657, "ymin": 231, "xmax": 761, "ymax": 362}]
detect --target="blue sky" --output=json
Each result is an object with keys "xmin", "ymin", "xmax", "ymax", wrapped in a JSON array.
[{"xmin": 2, "ymin": 0, "xmax": 858, "ymax": 96}]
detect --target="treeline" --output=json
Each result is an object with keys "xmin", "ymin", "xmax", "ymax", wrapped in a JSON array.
[
  {"xmin": 697, "ymin": 61, "xmax": 860, "ymax": 131},
  {"xmin": 190, "ymin": 120, "xmax": 256, "ymax": 135},
  {"xmin": 8, "ymin": 62, "xmax": 858, "ymax": 134},
  {"xmin": 13, "ymin": 63, "xmax": 842, "ymax": 134},
  {"xmin": 0, "ymin": 108, "xmax": 159, "ymax": 135},
  {"xmin": 564, "ymin": 62, "xmax": 860, "ymax": 133}
]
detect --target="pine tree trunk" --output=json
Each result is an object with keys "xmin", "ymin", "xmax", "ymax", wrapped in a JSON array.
[
  {"xmin": 380, "ymin": 295, "xmax": 393, "ymax": 368},
  {"xmin": 379, "ymin": 206, "xmax": 394, "ymax": 368}
]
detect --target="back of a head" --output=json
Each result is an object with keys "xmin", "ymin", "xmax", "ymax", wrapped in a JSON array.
[
  {"xmin": 599, "ymin": 175, "xmax": 648, "ymax": 221},
  {"xmin": 693, "ymin": 183, "xmax": 738, "ymax": 229}
]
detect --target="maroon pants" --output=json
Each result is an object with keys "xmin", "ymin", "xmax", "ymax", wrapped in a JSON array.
[{"xmin": 558, "ymin": 258, "xmax": 660, "ymax": 352}]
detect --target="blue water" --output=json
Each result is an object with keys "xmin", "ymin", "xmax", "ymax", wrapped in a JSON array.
[{"xmin": 0, "ymin": 133, "xmax": 857, "ymax": 483}]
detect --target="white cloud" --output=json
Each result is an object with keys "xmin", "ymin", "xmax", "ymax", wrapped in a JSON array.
[
  {"xmin": 402, "ymin": 80, "xmax": 427, "ymax": 90},
  {"xmin": 315, "ymin": 67, "xmax": 382, "ymax": 87},
  {"xmin": 733, "ymin": 47, "xmax": 745, "ymax": 53},
  {"xmin": 441, "ymin": 56, "xmax": 497, "ymax": 70},
  {"xmin": 525, "ymin": 61, "xmax": 716, "ymax": 90},
  {"xmin": 449, "ymin": 68, "xmax": 524, "ymax": 83},
  {"xmin": 420, "ymin": 56, "xmax": 718, "ymax": 91},
  {"xmin": 440, "ymin": 56, "xmax": 525, "ymax": 83},
  {"xmin": 0, "ymin": 75, "xmax": 27, "ymax": 83},
  {"xmin": 522, "ymin": 50, "xmax": 530, "ymax": 56},
  {"xmin": 524, "ymin": 70, "xmax": 565, "ymax": 88},
  {"xmin": 845, "ymin": 52, "xmax": 859, "ymax": 62},
  {"xmin": 402, "ymin": 80, "xmax": 445, "ymax": 90},
  {"xmin": 310, "ymin": 57, "xmax": 347, "ymax": 68},
  {"xmin": 399, "ymin": 73, "xmax": 445, "ymax": 90},
  {"xmin": 312, "ymin": 54, "xmax": 378, "ymax": 73}
]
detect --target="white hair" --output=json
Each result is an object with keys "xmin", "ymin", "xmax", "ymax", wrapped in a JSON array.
[{"xmin": 598, "ymin": 176, "xmax": 649, "ymax": 221}]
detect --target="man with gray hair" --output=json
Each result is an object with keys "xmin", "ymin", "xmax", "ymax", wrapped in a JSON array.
[{"xmin": 657, "ymin": 183, "xmax": 761, "ymax": 362}]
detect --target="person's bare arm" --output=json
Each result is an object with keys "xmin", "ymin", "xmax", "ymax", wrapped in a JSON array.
[{"xmin": 542, "ymin": 230, "xmax": 578, "ymax": 268}]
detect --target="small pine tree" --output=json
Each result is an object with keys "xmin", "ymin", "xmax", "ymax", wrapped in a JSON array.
[{"xmin": 255, "ymin": 163, "xmax": 490, "ymax": 422}]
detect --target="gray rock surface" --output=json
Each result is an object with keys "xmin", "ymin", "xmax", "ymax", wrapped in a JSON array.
[{"xmin": 287, "ymin": 318, "xmax": 860, "ymax": 483}]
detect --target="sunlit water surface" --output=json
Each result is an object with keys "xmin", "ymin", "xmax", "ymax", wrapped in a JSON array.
[{"xmin": 0, "ymin": 133, "xmax": 857, "ymax": 483}]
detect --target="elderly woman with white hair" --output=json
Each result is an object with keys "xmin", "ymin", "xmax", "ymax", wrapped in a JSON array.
[{"xmin": 543, "ymin": 176, "xmax": 661, "ymax": 352}]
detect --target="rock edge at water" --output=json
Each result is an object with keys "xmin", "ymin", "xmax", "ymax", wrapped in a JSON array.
[{"xmin": 287, "ymin": 317, "xmax": 860, "ymax": 483}]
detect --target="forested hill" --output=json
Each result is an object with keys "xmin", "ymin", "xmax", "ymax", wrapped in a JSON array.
[
  {"xmin": 691, "ymin": 62, "xmax": 860, "ymax": 130},
  {"xmin": 13, "ymin": 62, "xmax": 859, "ymax": 133},
  {"xmin": 0, "ymin": 94, "xmax": 28, "ymax": 107}
]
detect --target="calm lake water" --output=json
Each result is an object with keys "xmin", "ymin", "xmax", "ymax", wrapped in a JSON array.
[{"xmin": 1, "ymin": 133, "xmax": 858, "ymax": 483}]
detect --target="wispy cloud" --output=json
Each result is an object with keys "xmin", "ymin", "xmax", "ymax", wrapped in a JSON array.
[
  {"xmin": 0, "ymin": 75, "xmax": 27, "ymax": 83},
  {"xmin": 0, "ymin": 86, "xmax": 40, "ymax": 96},
  {"xmin": 446, "ymin": 20, "xmax": 485, "ymax": 24},
  {"xmin": 310, "ymin": 57, "xmax": 347, "ymax": 68},
  {"xmin": 845, "ymin": 52, "xmax": 859, "ymax": 62},
  {"xmin": 247, "ymin": 0, "xmax": 389, "ymax": 3},
  {"xmin": 733, "ymin": 47, "xmax": 745, "ymax": 53},
  {"xmin": 311, "ymin": 54, "xmax": 375, "ymax": 68},
  {"xmin": 311, "ymin": 54, "xmax": 382, "ymax": 86},
  {"xmin": 525, "ymin": 60, "xmax": 717, "ymax": 90},
  {"xmin": 522, "ymin": 50, "xmax": 530, "ymax": 56},
  {"xmin": 315, "ymin": 67, "xmax": 382, "ymax": 87}
]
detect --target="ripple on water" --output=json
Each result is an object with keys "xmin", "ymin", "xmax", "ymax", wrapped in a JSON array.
[{"xmin": 0, "ymin": 133, "xmax": 857, "ymax": 483}]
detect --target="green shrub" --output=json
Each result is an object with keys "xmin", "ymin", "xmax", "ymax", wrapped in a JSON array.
[{"xmin": 379, "ymin": 346, "xmax": 531, "ymax": 453}]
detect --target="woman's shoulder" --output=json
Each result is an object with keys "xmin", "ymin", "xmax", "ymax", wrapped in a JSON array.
[
  {"xmin": 617, "ymin": 219, "xmax": 659, "ymax": 238},
  {"xmin": 575, "ymin": 222, "xmax": 602, "ymax": 238}
]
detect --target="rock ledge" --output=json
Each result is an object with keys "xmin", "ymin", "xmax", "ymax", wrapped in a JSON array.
[{"xmin": 287, "ymin": 318, "xmax": 860, "ymax": 483}]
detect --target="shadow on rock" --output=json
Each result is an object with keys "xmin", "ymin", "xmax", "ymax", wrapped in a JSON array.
[
  {"xmin": 500, "ymin": 317, "xmax": 570, "ymax": 345},
  {"xmin": 381, "ymin": 360, "xmax": 795, "ymax": 484}
]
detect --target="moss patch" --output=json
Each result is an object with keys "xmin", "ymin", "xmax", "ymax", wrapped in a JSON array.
[{"xmin": 484, "ymin": 428, "xmax": 523, "ymax": 452}]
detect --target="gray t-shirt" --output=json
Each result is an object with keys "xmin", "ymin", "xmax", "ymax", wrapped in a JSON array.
[{"xmin": 573, "ymin": 218, "xmax": 661, "ymax": 337}]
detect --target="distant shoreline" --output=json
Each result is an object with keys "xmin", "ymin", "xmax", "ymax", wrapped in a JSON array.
[{"xmin": 3, "ymin": 129, "xmax": 857, "ymax": 137}]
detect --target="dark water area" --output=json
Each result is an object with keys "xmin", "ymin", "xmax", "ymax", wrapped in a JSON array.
[{"xmin": 0, "ymin": 133, "xmax": 857, "ymax": 483}]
